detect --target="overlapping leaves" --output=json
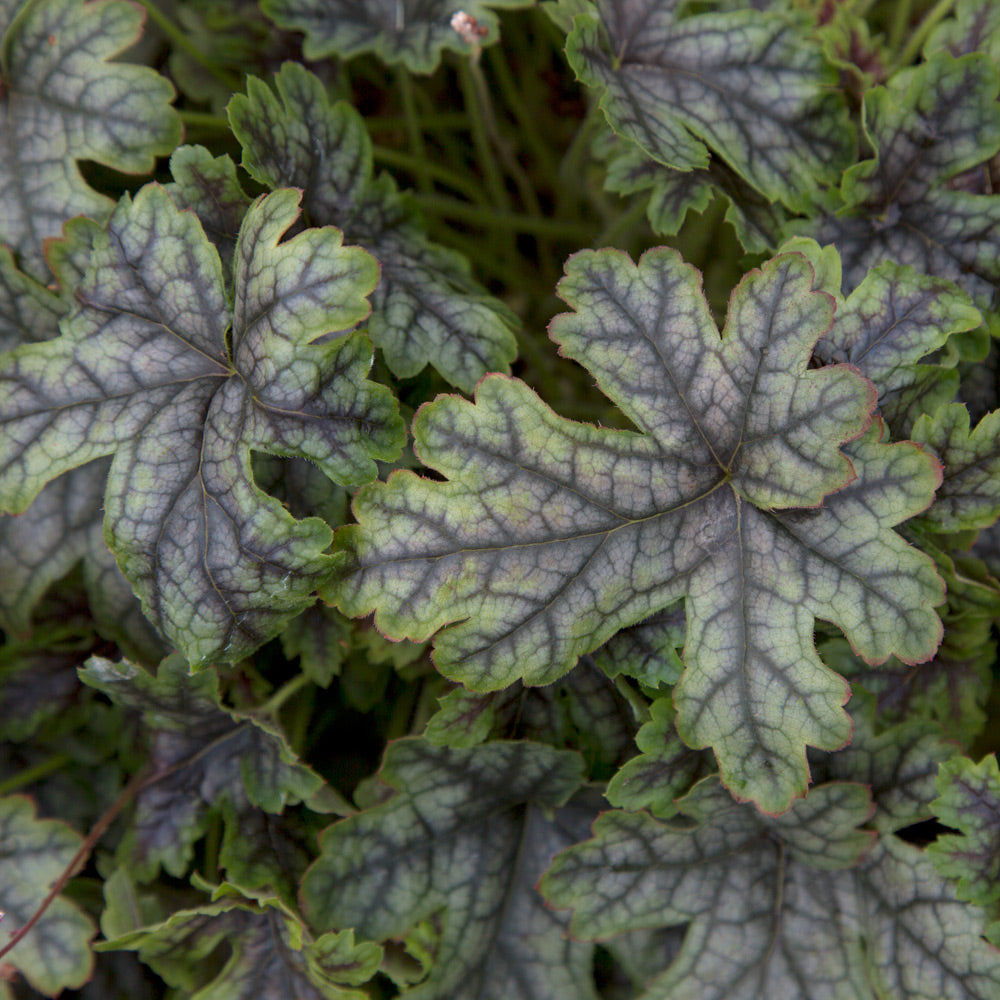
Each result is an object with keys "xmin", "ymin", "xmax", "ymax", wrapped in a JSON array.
[
  {"xmin": 79, "ymin": 654, "xmax": 324, "ymax": 881},
  {"xmin": 0, "ymin": 0, "xmax": 180, "ymax": 280},
  {"xmin": 0, "ymin": 184, "xmax": 404, "ymax": 665},
  {"xmin": 333, "ymin": 248, "xmax": 944, "ymax": 812},
  {"xmin": 541, "ymin": 776, "xmax": 1000, "ymax": 999},
  {"xmin": 301, "ymin": 739, "xmax": 593, "ymax": 1000},
  {"xmin": 564, "ymin": 0, "xmax": 853, "ymax": 212},
  {"xmin": 809, "ymin": 52, "xmax": 1000, "ymax": 309},
  {"xmin": 228, "ymin": 63, "xmax": 518, "ymax": 393}
]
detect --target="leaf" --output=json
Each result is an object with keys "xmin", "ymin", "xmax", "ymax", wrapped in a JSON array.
[
  {"xmin": 911, "ymin": 404, "xmax": 1000, "ymax": 532},
  {"xmin": 924, "ymin": 0, "xmax": 1000, "ymax": 63},
  {"xmin": 927, "ymin": 754, "xmax": 1000, "ymax": 909},
  {"xmin": 0, "ymin": 247, "xmax": 64, "ymax": 353},
  {"xmin": 0, "ymin": 795, "xmax": 95, "ymax": 996},
  {"xmin": 807, "ymin": 53, "xmax": 1000, "ymax": 308},
  {"xmin": 541, "ymin": 777, "xmax": 879, "ymax": 998},
  {"xmin": 565, "ymin": 0, "xmax": 853, "ymax": 211},
  {"xmin": 0, "ymin": 184, "xmax": 405, "ymax": 665},
  {"xmin": 591, "ymin": 604, "xmax": 686, "ymax": 688},
  {"xmin": 164, "ymin": 145, "xmax": 252, "ymax": 277},
  {"xmin": 301, "ymin": 738, "xmax": 595, "ymax": 1000},
  {"xmin": 794, "ymin": 243, "xmax": 983, "ymax": 435},
  {"xmin": 279, "ymin": 601, "xmax": 352, "ymax": 687},
  {"xmin": 542, "ymin": 777, "xmax": 1000, "ymax": 999},
  {"xmin": 0, "ymin": 0, "xmax": 180, "ymax": 280},
  {"xmin": 228, "ymin": 63, "xmax": 518, "ymax": 393},
  {"xmin": 79, "ymin": 654, "xmax": 324, "ymax": 879},
  {"xmin": 332, "ymin": 248, "xmax": 944, "ymax": 812},
  {"xmin": 425, "ymin": 659, "xmax": 636, "ymax": 775},
  {"xmin": 102, "ymin": 888, "xmax": 380, "ymax": 999},
  {"xmin": 598, "ymin": 131, "xmax": 788, "ymax": 253},
  {"xmin": 259, "ymin": 0, "xmax": 534, "ymax": 72},
  {"xmin": 605, "ymin": 697, "xmax": 714, "ymax": 819}
]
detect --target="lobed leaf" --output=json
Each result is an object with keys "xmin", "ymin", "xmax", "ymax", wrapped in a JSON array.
[
  {"xmin": 80, "ymin": 654, "xmax": 324, "ymax": 879},
  {"xmin": 102, "ymin": 888, "xmax": 380, "ymax": 999},
  {"xmin": 332, "ymin": 248, "xmax": 945, "ymax": 811},
  {"xmin": 911, "ymin": 404, "xmax": 1000, "ymax": 532},
  {"xmin": 0, "ymin": 795, "xmax": 95, "ymax": 996},
  {"xmin": 542, "ymin": 778, "xmax": 1000, "ymax": 999},
  {"xmin": 259, "ymin": 0, "xmax": 534, "ymax": 72},
  {"xmin": 229, "ymin": 63, "xmax": 518, "ymax": 393},
  {"xmin": 301, "ymin": 738, "xmax": 594, "ymax": 1000},
  {"xmin": 0, "ymin": 0, "xmax": 180, "ymax": 280},
  {"xmin": 807, "ymin": 53, "xmax": 1000, "ymax": 309},
  {"xmin": 927, "ymin": 753, "xmax": 1000, "ymax": 909},
  {"xmin": 0, "ymin": 184, "xmax": 404, "ymax": 665},
  {"xmin": 566, "ymin": 0, "xmax": 853, "ymax": 211}
]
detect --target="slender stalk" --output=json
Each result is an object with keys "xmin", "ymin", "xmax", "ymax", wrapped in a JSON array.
[
  {"xmin": 179, "ymin": 110, "xmax": 230, "ymax": 132},
  {"xmin": 397, "ymin": 71, "xmax": 432, "ymax": 193},
  {"xmin": 255, "ymin": 672, "xmax": 311, "ymax": 718},
  {"xmin": 0, "ymin": 754, "xmax": 72, "ymax": 796},
  {"xmin": 457, "ymin": 59, "xmax": 511, "ymax": 211},
  {"xmin": 892, "ymin": 0, "xmax": 959, "ymax": 71},
  {"xmin": 415, "ymin": 192, "xmax": 595, "ymax": 240},
  {"xmin": 887, "ymin": 0, "xmax": 915, "ymax": 60},
  {"xmin": 372, "ymin": 146, "xmax": 487, "ymax": 203},
  {"xmin": 131, "ymin": 0, "xmax": 242, "ymax": 92},
  {"xmin": 365, "ymin": 113, "xmax": 470, "ymax": 133}
]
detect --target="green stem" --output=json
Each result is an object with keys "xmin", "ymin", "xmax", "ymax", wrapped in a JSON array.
[
  {"xmin": 457, "ymin": 58, "xmax": 511, "ymax": 211},
  {"xmin": 892, "ymin": 0, "xmax": 959, "ymax": 71},
  {"xmin": 179, "ymin": 110, "xmax": 230, "ymax": 132},
  {"xmin": 372, "ymin": 145, "xmax": 487, "ymax": 203},
  {"xmin": 397, "ymin": 70, "xmax": 432, "ymax": 193},
  {"xmin": 415, "ymin": 192, "xmax": 595, "ymax": 240},
  {"xmin": 594, "ymin": 197, "xmax": 649, "ymax": 250},
  {"xmin": 365, "ymin": 112, "xmax": 470, "ymax": 133},
  {"xmin": 132, "ymin": 0, "xmax": 242, "ymax": 92},
  {"xmin": 0, "ymin": 754, "xmax": 72, "ymax": 796},
  {"xmin": 887, "ymin": 0, "xmax": 915, "ymax": 60},
  {"xmin": 256, "ymin": 672, "xmax": 311, "ymax": 718}
]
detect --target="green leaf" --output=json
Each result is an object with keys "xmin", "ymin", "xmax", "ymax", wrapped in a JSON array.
[
  {"xmin": 808, "ymin": 53, "xmax": 1000, "ymax": 309},
  {"xmin": 928, "ymin": 754, "xmax": 1000, "ymax": 908},
  {"xmin": 800, "ymin": 249, "xmax": 982, "ymax": 435},
  {"xmin": 79, "ymin": 654, "xmax": 324, "ymax": 879},
  {"xmin": 590, "ymin": 605, "xmax": 686, "ymax": 688},
  {"xmin": 924, "ymin": 0, "xmax": 1000, "ymax": 63},
  {"xmin": 102, "ymin": 888, "xmax": 380, "ymax": 999},
  {"xmin": 598, "ymin": 132, "xmax": 788, "ymax": 253},
  {"xmin": 542, "ymin": 778, "xmax": 1000, "ymax": 999},
  {"xmin": 911, "ymin": 404, "xmax": 1000, "ymax": 532},
  {"xmin": 605, "ymin": 697, "xmax": 713, "ymax": 818},
  {"xmin": 333, "ymin": 248, "xmax": 944, "ymax": 812},
  {"xmin": 566, "ymin": 0, "xmax": 852, "ymax": 211},
  {"xmin": 0, "ymin": 184, "xmax": 404, "ymax": 665},
  {"xmin": 0, "ymin": 246, "xmax": 64, "ymax": 353},
  {"xmin": 279, "ymin": 601, "xmax": 352, "ymax": 687},
  {"xmin": 164, "ymin": 145, "xmax": 252, "ymax": 277},
  {"xmin": 259, "ymin": 0, "xmax": 534, "ymax": 72},
  {"xmin": 0, "ymin": 0, "xmax": 180, "ymax": 280},
  {"xmin": 301, "ymin": 738, "xmax": 595, "ymax": 1000},
  {"xmin": 228, "ymin": 64, "xmax": 518, "ymax": 393},
  {"xmin": 0, "ymin": 795, "xmax": 95, "ymax": 996}
]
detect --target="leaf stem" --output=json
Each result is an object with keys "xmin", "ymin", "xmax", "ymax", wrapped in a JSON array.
[
  {"xmin": 131, "ymin": 0, "xmax": 243, "ymax": 92},
  {"xmin": 891, "ymin": 0, "xmax": 959, "ymax": 71},
  {"xmin": 414, "ymin": 192, "xmax": 595, "ymax": 240},
  {"xmin": 365, "ymin": 113, "xmax": 470, "ymax": 133},
  {"xmin": 372, "ymin": 146, "xmax": 487, "ymax": 203},
  {"xmin": 256, "ymin": 672, "xmax": 311, "ymax": 718},
  {"xmin": 179, "ymin": 110, "xmax": 231, "ymax": 132},
  {"xmin": 0, "ymin": 754, "xmax": 72, "ymax": 796},
  {"xmin": 457, "ymin": 58, "xmax": 511, "ymax": 211},
  {"xmin": 397, "ymin": 70, "xmax": 432, "ymax": 193}
]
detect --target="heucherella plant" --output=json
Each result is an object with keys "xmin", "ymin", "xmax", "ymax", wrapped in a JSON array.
[{"xmin": 1, "ymin": 0, "xmax": 1000, "ymax": 996}]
